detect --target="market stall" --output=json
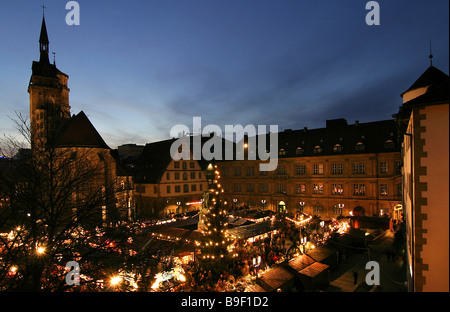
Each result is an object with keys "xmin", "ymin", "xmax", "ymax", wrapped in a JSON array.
[
  {"xmin": 257, "ymin": 266, "xmax": 295, "ymax": 292},
  {"xmin": 297, "ymin": 262, "xmax": 330, "ymax": 291}
]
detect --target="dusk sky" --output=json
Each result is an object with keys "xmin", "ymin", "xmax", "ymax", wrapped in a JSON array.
[{"xmin": 1, "ymin": 0, "xmax": 448, "ymax": 150}]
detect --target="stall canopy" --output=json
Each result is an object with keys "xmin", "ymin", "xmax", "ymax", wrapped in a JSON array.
[
  {"xmin": 227, "ymin": 216, "xmax": 254, "ymax": 228},
  {"xmin": 149, "ymin": 215, "xmax": 200, "ymax": 231},
  {"xmin": 147, "ymin": 226, "xmax": 206, "ymax": 243},
  {"xmin": 228, "ymin": 219, "xmax": 283, "ymax": 240}
]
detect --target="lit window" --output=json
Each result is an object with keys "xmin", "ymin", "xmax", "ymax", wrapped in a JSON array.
[
  {"xmin": 355, "ymin": 142, "xmax": 365, "ymax": 151},
  {"xmin": 296, "ymin": 184, "xmax": 306, "ymax": 194},
  {"xmin": 313, "ymin": 184, "xmax": 324, "ymax": 194},
  {"xmin": 331, "ymin": 184, "xmax": 344, "ymax": 195},
  {"xmin": 313, "ymin": 146, "xmax": 322, "ymax": 153},
  {"xmin": 333, "ymin": 144, "xmax": 343, "ymax": 152},
  {"xmin": 380, "ymin": 184, "xmax": 388, "ymax": 196},
  {"xmin": 296, "ymin": 147, "xmax": 304, "ymax": 155},
  {"xmin": 313, "ymin": 163, "xmax": 324, "ymax": 175},
  {"xmin": 353, "ymin": 184, "xmax": 366, "ymax": 196}
]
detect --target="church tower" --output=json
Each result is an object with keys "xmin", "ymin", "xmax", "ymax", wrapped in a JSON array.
[{"xmin": 28, "ymin": 14, "xmax": 71, "ymax": 149}]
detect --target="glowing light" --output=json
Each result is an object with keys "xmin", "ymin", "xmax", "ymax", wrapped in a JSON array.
[
  {"xmin": 110, "ymin": 275, "xmax": 122, "ymax": 286},
  {"xmin": 36, "ymin": 246, "xmax": 46, "ymax": 255}
]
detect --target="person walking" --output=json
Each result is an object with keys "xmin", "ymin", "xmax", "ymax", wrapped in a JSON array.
[{"xmin": 353, "ymin": 271, "xmax": 358, "ymax": 285}]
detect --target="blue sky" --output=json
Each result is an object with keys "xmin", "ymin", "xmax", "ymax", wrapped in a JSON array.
[{"xmin": 0, "ymin": 0, "xmax": 448, "ymax": 149}]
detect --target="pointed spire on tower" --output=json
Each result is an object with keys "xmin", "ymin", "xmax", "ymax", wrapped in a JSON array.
[{"xmin": 39, "ymin": 7, "xmax": 50, "ymax": 64}]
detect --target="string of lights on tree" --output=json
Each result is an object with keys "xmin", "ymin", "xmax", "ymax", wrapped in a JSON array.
[{"xmin": 198, "ymin": 163, "xmax": 235, "ymax": 260}]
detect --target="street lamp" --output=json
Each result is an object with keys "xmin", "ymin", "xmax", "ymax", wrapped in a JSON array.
[
  {"xmin": 299, "ymin": 201, "xmax": 305, "ymax": 214},
  {"xmin": 233, "ymin": 198, "xmax": 237, "ymax": 210},
  {"xmin": 261, "ymin": 199, "xmax": 266, "ymax": 210},
  {"xmin": 176, "ymin": 201, "xmax": 181, "ymax": 214},
  {"xmin": 301, "ymin": 236, "xmax": 307, "ymax": 254},
  {"xmin": 338, "ymin": 203, "xmax": 344, "ymax": 216}
]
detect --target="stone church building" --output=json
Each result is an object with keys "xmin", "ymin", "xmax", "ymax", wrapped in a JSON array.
[{"xmin": 27, "ymin": 15, "xmax": 134, "ymax": 226}]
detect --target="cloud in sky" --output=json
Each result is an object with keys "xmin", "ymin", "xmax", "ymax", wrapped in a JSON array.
[{"xmin": 0, "ymin": 0, "xmax": 448, "ymax": 149}]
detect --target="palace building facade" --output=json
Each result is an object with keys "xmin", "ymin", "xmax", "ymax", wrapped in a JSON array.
[{"xmin": 217, "ymin": 118, "xmax": 403, "ymax": 220}]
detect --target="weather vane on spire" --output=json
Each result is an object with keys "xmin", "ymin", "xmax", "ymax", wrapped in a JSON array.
[{"xmin": 41, "ymin": 4, "xmax": 47, "ymax": 16}]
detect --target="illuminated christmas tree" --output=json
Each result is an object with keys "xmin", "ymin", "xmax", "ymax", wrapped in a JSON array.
[{"xmin": 198, "ymin": 163, "xmax": 232, "ymax": 261}]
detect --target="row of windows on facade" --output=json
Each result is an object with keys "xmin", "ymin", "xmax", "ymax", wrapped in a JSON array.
[
  {"xmin": 223, "ymin": 161, "xmax": 401, "ymax": 177},
  {"xmin": 173, "ymin": 161, "xmax": 197, "ymax": 169},
  {"xmin": 135, "ymin": 183, "xmax": 204, "ymax": 194},
  {"xmin": 226, "ymin": 200, "xmax": 356, "ymax": 215},
  {"xmin": 224, "ymin": 182, "xmax": 401, "ymax": 197},
  {"xmin": 277, "ymin": 140, "xmax": 396, "ymax": 156},
  {"xmin": 165, "ymin": 171, "xmax": 203, "ymax": 181}
]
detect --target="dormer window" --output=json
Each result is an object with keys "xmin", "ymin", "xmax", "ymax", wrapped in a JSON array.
[
  {"xmin": 279, "ymin": 148, "xmax": 287, "ymax": 156},
  {"xmin": 384, "ymin": 140, "xmax": 395, "ymax": 149},
  {"xmin": 296, "ymin": 147, "xmax": 304, "ymax": 155},
  {"xmin": 355, "ymin": 142, "xmax": 365, "ymax": 151},
  {"xmin": 313, "ymin": 146, "xmax": 322, "ymax": 153},
  {"xmin": 333, "ymin": 144, "xmax": 343, "ymax": 152}
]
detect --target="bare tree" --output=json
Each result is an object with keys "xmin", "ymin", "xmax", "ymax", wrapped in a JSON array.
[{"xmin": 0, "ymin": 113, "xmax": 125, "ymax": 291}]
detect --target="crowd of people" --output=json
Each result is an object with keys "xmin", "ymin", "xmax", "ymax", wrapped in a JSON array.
[{"xmin": 155, "ymin": 218, "xmax": 311, "ymax": 292}]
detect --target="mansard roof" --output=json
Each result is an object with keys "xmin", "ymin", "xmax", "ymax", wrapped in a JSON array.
[
  {"xmin": 272, "ymin": 119, "xmax": 400, "ymax": 157},
  {"xmin": 227, "ymin": 119, "xmax": 400, "ymax": 161}
]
